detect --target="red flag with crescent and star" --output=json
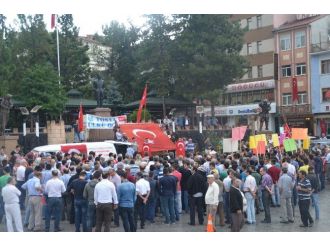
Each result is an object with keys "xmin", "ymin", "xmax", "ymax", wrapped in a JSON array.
[
  {"xmin": 137, "ymin": 84, "xmax": 147, "ymax": 123},
  {"xmin": 176, "ymin": 139, "xmax": 186, "ymax": 157},
  {"xmin": 78, "ymin": 103, "xmax": 84, "ymax": 132}
]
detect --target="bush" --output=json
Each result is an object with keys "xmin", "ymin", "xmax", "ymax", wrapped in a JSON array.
[{"xmin": 128, "ymin": 109, "xmax": 151, "ymax": 122}]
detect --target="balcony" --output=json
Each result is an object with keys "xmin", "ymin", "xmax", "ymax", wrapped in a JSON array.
[
  {"xmin": 311, "ymin": 41, "xmax": 330, "ymax": 53},
  {"xmin": 278, "ymin": 104, "xmax": 311, "ymax": 115}
]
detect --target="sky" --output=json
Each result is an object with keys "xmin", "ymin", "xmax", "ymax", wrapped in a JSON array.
[{"xmin": 2, "ymin": 0, "xmax": 329, "ymax": 36}]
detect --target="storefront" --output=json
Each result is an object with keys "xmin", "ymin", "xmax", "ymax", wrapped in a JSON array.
[{"xmin": 204, "ymin": 102, "xmax": 277, "ymax": 132}]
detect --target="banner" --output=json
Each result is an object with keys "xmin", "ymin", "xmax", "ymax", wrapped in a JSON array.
[
  {"xmin": 272, "ymin": 134, "xmax": 279, "ymax": 147},
  {"xmin": 86, "ymin": 114, "xmax": 116, "ymax": 129},
  {"xmin": 284, "ymin": 139, "xmax": 297, "ymax": 152},
  {"xmin": 223, "ymin": 138, "xmax": 238, "ymax": 153},
  {"xmin": 291, "ymin": 128, "xmax": 308, "ymax": 140},
  {"xmin": 232, "ymin": 126, "xmax": 247, "ymax": 141}
]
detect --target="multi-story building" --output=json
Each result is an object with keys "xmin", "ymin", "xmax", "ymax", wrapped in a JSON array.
[
  {"xmin": 274, "ymin": 14, "xmax": 328, "ymax": 135},
  {"xmin": 204, "ymin": 15, "xmax": 295, "ymax": 132},
  {"xmin": 80, "ymin": 35, "xmax": 111, "ymax": 71},
  {"xmin": 310, "ymin": 15, "xmax": 330, "ymax": 136}
]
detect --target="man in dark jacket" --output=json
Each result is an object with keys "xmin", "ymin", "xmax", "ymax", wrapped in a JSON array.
[
  {"xmin": 187, "ymin": 166, "xmax": 207, "ymax": 226},
  {"xmin": 230, "ymin": 177, "xmax": 244, "ymax": 232},
  {"xmin": 83, "ymin": 170, "xmax": 101, "ymax": 231},
  {"xmin": 179, "ymin": 160, "xmax": 192, "ymax": 213},
  {"xmin": 159, "ymin": 167, "xmax": 177, "ymax": 224},
  {"xmin": 307, "ymin": 166, "xmax": 320, "ymax": 220}
]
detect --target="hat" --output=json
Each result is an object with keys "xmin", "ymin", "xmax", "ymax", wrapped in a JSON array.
[{"xmin": 207, "ymin": 174, "xmax": 214, "ymax": 178}]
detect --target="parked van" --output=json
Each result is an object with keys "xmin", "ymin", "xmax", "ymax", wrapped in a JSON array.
[{"xmin": 32, "ymin": 141, "xmax": 135, "ymax": 160}]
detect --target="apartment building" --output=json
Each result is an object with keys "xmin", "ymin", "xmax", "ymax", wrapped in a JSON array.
[
  {"xmin": 274, "ymin": 14, "xmax": 327, "ymax": 135},
  {"xmin": 204, "ymin": 15, "xmax": 295, "ymax": 132}
]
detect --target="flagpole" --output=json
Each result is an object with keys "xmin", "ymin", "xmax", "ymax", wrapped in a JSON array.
[{"xmin": 55, "ymin": 15, "xmax": 61, "ymax": 85}]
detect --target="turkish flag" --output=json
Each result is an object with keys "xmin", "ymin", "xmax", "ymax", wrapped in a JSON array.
[
  {"xmin": 142, "ymin": 143, "xmax": 151, "ymax": 157},
  {"xmin": 292, "ymin": 77, "xmax": 298, "ymax": 103},
  {"xmin": 61, "ymin": 144, "xmax": 87, "ymax": 154},
  {"xmin": 176, "ymin": 140, "xmax": 186, "ymax": 157},
  {"xmin": 120, "ymin": 123, "xmax": 176, "ymax": 153},
  {"xmin": 51, "ymin": 14, "xmax": 56, "ymax": 29},
  {"xmin": 320, "ymin": 119, "xmax": 327, "ymax": 135},
  {"xmin": 137, "ymin": 85, "xmax": 147, "ymax": 123},
  {"xmin": 78, "ymin": 103, "xmax": 84, "ymax": 132}
]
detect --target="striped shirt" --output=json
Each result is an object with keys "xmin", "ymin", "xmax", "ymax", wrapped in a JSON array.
[{"xmin": 297, "ymin": 178, "xmax": 311, "ymax": 200}]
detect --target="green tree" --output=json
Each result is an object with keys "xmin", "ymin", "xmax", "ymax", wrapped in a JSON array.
[
  {"xmin": 20, "ymin": 64, "xmax": 67, "ymax": 118},
  {"xmin": 105, "ymin": 79, "xmax": 123, "ymax": 105},
  {"xmin": 172, "ymin": 14, "xmax": 247, "ymax": 99},
  {"xmin": 55, "ymin": 14, "xmax": 90, "ymax": 91},
  {"xmin": 0, "ymin": 14, "xmax": 12, "ymax": 96},
  {"xmin": 128, "ymin": 109, "xmax": 151, "ymax": 123},
  {"xmin": 101, "ymin": 20, "xmax": 140, "ymax": 102}
]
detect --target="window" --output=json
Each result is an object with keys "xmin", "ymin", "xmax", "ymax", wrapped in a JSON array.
[
  {"xmin": 282, "ymin": 94, "xmax": 292, "ymax": 106},
  {"xmin": 257, "ymin": 41, "xmax": 262, "ymax": 53},
  {"xmin": 322, "ymin": 88, "xmax": 330, "ymax": 102},
  {"xmin": 282, "ymin": 65, "xmax": 292, "ymax": 77},
  {"xmin": 247, "ymin": 67, "xmax": 252, "ymax": 79},
  {"xmin": 298, "ymin": 92, "xmax": 308, "ymax": 105},
  {"xmin": 247, "ymin": 18, "xmax": 252, "ymax": 30},
  {"xmin": 247, "ymin": 43, "xmax": 252, "ymax": 55},
  {"xmin": 280, "ymin": 34, "xmax": 291, "ymax": 51},
  {"xmin": 321, "ymin": 59, "xmax": 330, "ymax": 74},
  {"xmin": 295, "ymin": 31, "xmax": 306, "ymax": 48},
  {"xmin": 257, "ymin": 15, "xmax": 262, "ymax": 28},
  {"xmin": 296, "ymin": 63, "xmax": 306, "ymax": 76},
  {"xmin": 257, "ymin": 65, "xmax": 263, "ymax": 78}
]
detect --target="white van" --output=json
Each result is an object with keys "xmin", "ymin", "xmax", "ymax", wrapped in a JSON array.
[{"xmin": 32, "ymin": 141, "xmax": 135, "ymax": 160}]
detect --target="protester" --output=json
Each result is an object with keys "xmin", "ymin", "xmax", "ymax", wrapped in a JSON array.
[{"xmin": 205, "ymin": 174, "xmax": 219, "ymax": 231}]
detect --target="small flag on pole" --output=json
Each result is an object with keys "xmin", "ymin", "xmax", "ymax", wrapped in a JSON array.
[
  {"xmin": 137, "ymin": 84, "xmax": 147, "ymax": 123},
  {"xmin": 51, "ymin": 14, "xmax": 56, "ymax": 29},
  {"xmin": 78, "ymin": 103, "xmax": 84, "ymax": 132}
]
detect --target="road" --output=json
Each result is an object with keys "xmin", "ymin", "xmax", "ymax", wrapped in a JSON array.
[{"xmin": 1, "ymin": 185, "xmax": 330, "ymax": 232}]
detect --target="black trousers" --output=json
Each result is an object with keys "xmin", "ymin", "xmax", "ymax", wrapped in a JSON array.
[
  {"xmin": 189, "ymin": 195, "xmax": 204, "ymax": 225},
  {"xmin": 95, "ymin": 203, "xmax": 113, "ymax": 232},
  {"xmin": 298, "ymin": 199, "xmax": 312, "ymax": 226},
  {"xmin": 134, "ymin": 196, "xmax": 146, "ymax": 228},
  {"xmin": 262, "ymin": 190, "xmax": 271, "ymax": 222}
]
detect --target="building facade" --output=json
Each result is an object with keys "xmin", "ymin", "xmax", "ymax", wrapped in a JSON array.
[
  {"xmin": 274, "ymin": 14, "xmax": 329, "ymax": 135},
  {"xmin": 310, "ymin": 15, "xmax": 330, "ymax": 136},
  {"xmin": 214, "ymin": 15, "xmax": 296, "ymax": 132}
]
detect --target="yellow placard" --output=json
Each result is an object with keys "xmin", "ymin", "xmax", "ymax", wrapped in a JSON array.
[
  {"xmin": 272, "ymin": 134, "xmax": 279, "ymax": 147},
  {"xmin": 249, "ymin": 136, "xmax": 256, "ymax": 149},
  {"xmin": 303, "ymin": 138, "xmax": 310, "ymax": 150}
]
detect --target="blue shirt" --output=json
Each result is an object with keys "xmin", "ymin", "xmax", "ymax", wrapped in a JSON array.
[
  {"xmin": 117, "ymin": 181, "xmax": 136, "ymax": 208},
  {"xmin": 60, "ymin": 174, "xmax": 71, "ymax": 189},
  {"xmin": 22, "ymin": 176, "xmax": 42, "ymax": 196},
  {"xmin": 41, "ymin": 170, "xmax": 52, "ymax": 185}
]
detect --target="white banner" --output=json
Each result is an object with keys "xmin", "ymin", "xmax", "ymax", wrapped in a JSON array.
[
  {"xmin": 86, "ymin": 114, "xmax": 117, "ymax": 129},
  {"xmin": 223, "ymin": 138, "xmax": 238, "ymax": 153}
]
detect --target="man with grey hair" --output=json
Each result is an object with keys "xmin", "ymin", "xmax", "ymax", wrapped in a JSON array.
[
  {"xmin": 205, "ymin": 174, "xmax": 219, "ymax": 231},
  {"xmin": 278, "ymin": 167, "xmax": 294, "ymax": 223},
  {"xmin": 2, "ymin": 176, "xmax": 23, "ymax": 231}
]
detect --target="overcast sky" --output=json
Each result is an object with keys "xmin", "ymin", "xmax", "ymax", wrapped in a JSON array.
[{"xmin": 2, "ymin": 0, "xmax": 328, "ymax": 36}]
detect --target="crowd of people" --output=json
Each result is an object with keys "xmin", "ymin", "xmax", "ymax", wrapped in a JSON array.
[{"xmin": 0, "ymin": 141, "xmax": 329, "ymax": 232}]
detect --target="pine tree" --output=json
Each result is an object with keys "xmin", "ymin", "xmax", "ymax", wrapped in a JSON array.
[{"xmin": 105, "ymin": 79, "xmax": 123, "ymax": 105}]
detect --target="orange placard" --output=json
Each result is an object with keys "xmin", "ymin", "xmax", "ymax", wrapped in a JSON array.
[{"xmin": 291, "ymin": 128, "xmax": 308, "ymax": 140}]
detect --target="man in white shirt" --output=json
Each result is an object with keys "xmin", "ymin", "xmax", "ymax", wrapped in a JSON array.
[
  {"xmin": 205, "ymin": 174, "xmax": 219, "ymax": 231},
  {"xmin": 135, "ymin": 172, "xmax": 150, "ymax": 229},
  {"xmin": 2, "ymin": 176, "xmax": 23, "ymax": 232},
  {"xmin": 243, "ymin": 169, "xmax": 257, "ymax": 224},
  {"xmin": 44, "ymin": 170, "xmax": 66, "ymax": 232},
  {"xmin": 94, "ymin": 171, "xmax": 118, "ymax": 232},
  {"xmin": 16, "ymin": 159, "xmax": 27, "ymax": 210}
]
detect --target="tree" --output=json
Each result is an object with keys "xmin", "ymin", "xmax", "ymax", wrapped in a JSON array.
[
  {"xmin": 55, "ymin": 14, "xmax": 90, "ymax": 91},
  {"xmin": 105, "ymin": 79, "xmax": 123, "ymax": 105},
  {"xmin": 172, "ymin": 14, "xmax": 247, "ymax": 100},
  {"xmin": 101, "ymin": 20, "xmax": 140, "ymax": 102},
  {"xmin": 20, "ymin": 64, "xmax": 67, "ymax": 119},
  {"xmin": 128, "ymin": 109, "xmax": 151, "ymax": 123}
]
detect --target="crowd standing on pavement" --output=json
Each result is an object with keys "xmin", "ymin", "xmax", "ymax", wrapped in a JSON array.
[{"xmin": 0, "ymin": 141, "xmax": 329, "ymax": 232}]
